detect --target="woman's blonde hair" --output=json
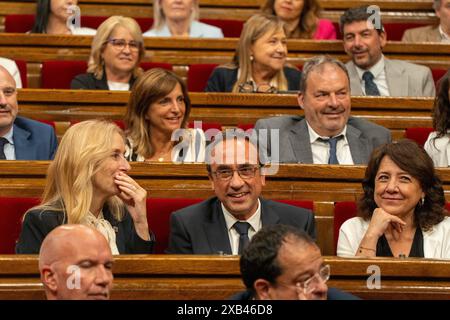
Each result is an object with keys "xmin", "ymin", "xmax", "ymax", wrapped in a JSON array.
[
  {"xmin": 152, "ymin": 0, "xmax": 200, "ymax": 31},
  {"xmin": 125, "ymin": 68, "xmax": 191, "ymax": 158},
  {"xmin": 87, "ymin": 16, "xmax": 145, "ymax": 80},
  {"xmin": 231, "ymin": 13, "xmax": 288, "ymax": 93},
  {"xmin": 30, "ymin": 120, "xmax": 127, "ymax": 224},
  {"xmin": 261, "ymin": 0, "xmax": 321, "ymax": 39}
]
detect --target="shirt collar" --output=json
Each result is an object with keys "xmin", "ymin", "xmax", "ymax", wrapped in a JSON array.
[
  {"xmin": 306, "ymin": 121, "xmax": 347, "ymax": 143},
  {"xmin": 222, "ymin": 199, "xmax": 261, "ymax": 232},
  {"xmin": 438, "ymin": 25, "xmax": 450, "ymax": 41},
  {"xmin": 236, "ymin": 69, "xmax": 278, "ymax": 90},
  {"xmin": 2, "ymin": 126, "xmax": 14, "ymax": 145},
  {"xmin": 355, "ymin": 55, "xmax": 385, "ymax": 80}
]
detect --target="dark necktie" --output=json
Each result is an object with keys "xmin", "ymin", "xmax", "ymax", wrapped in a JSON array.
[
  {"xmin": 319, "ymin": 135, "xmax": 343, "ymax": 165},
  {"xmin": 0, "ymin": 137, "xmax": 8, "ymax": 160},
  {"xmin": 233, "ymin": 221, "xmax": 251, "ymax": 255},
  {"xmin": 362, "ymin": 71, "xmax": 381, "ymax": 96}
]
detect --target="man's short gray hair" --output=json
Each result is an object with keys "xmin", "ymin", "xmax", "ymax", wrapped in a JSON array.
[{"xmin": 299, "ymin": 55, "xmax": 350, "ymax": 93}]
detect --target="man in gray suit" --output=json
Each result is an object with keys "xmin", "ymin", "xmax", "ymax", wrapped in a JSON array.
[
  {"xmin": 254, "ymin": 55, "xmax": 391, "ymax": 164},
  {"xmin": 167, "ymin": 133, "xmax": 316, "ymax": 254},
  {"xmin": 402, "ymin": 0, "xmax": 450, "ymax": 43},
  {"xmin": 340, "ymin": 6, "xmax": 435, "ymax": 97}
]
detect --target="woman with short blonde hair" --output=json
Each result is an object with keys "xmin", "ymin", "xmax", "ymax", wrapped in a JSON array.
[
  {"xmin": 71, "ymin": 16, "xmax": 145, "ymax": 90},
  {"xmin": 143, "ymin": 0, "xmax": 223, "ymax": 38},
  {"xmin": 16, "ymin": 120, "xmax": 154, "ymax": 254},
  {"xmin": 205, "ymin": 14, "xmax": 301, "ymax": 93}
]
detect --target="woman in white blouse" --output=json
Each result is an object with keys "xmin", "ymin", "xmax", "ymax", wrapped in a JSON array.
[
  {"xmin": 424, "ymin": 70, "xmax": 450, "ymax": 166},
  {"xmin": 338, "ymin": 139, "xmax": 450, "ymax": 259}
]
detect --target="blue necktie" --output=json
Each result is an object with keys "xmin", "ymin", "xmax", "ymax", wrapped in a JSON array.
[
  {"xmin": 362, "ymin": 71, "xmax": 381, "ymax": 96},
  {"xmin": 233, "ymin": 221, "xmax": 251, "ymax": 255},
  {"xmin": 0, "ymin": 137, "xmax": 8, "ymax": 160},
  {"xmin": 326, "ymin": 136, "xmax": 343, "ymax": 165}
]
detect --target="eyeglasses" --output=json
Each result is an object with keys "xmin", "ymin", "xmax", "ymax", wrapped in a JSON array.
[
  {"xmin": 212, "ymin": 166, "xmax": 260, "ymax": 181},
  {"xmin": 105, "ymin": 38, "xmax": 141, "ymax": 52},
  {"xmin": 295, "ymin": 264, "xmax": 330, "ymax": 295},
  {"xmin": 238, "ymin": 81, "xmax": 278, "ymax": 94},
  {"xmin": 0, "ymin": 87, "xmax": 16, "ymax": 97}
]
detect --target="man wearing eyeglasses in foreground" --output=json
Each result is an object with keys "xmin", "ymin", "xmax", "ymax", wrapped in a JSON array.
[
  {"xmin": 233, "ymin": 224, "xmax": 358, "ymax": 300},
  {"xmin": 167, "ymin": 132, "xmax": 316, "ymax": 254},
  {"xmin": 0, "ymin": 66, "xmax": 57, "ymax": 160}
]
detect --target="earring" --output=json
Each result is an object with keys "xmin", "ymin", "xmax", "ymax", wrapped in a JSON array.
[
  {"xmin": 250, "ymin": 55, "xmax": 254, "ymax": 61},
  {"xmin": 421, "ymin": 196, "xmax": 425, "ymax": 206}
]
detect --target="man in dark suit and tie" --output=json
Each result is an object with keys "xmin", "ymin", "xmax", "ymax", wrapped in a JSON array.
[
  {"xmin": 0, "ymin": 66, "xmax": 57, "ymax": 160},
  {"xmin": 167, "ymin": 133, "xmax": 316, "ymax": 254},
  {"xmin": 254, "ymin": 55, "xmax": 391, "ymax": 164}
]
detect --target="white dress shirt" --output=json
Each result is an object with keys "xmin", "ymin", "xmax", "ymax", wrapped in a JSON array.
[
  {"xmin": 222, "ymin": 200, "xmax": 262, "ymax": 255},
  {"xmin": 107, "ymin": 81, "xmax": 130, "ymax": 91},
  {"xmin": 439, "ymin": 25, "xmax": 450, "ymax": 43},
  {"xmin": 355, "ymin": 56, "xmax": 390, "ymax": 96},
  {"xmin": 424, "ymin": 131, "xmax": 450, "ymax": 167},
  {"xmin": 307, "ymin": 123, "xmax": 354, "ymax": 164},
  {"xmin": 1, "ymin": 127, "xmax": 16, "ymax": 160}
]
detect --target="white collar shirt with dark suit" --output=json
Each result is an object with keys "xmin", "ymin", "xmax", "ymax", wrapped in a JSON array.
[{"xmin": 167, "ymin": 197, "xmax": 316, "ymax": 254}]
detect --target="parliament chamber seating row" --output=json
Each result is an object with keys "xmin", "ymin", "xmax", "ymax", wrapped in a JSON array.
[
  {"xmin": 1, "ymin": 162, "xmax": 450, "ymax": 256},
  {"xmin": 14, "ymin": 90, "xmax": 437, "ymax": 143}
]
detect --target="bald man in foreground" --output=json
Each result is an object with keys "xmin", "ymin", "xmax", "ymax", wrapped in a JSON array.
[{"xmin": 39, "ymin": 225, "xmax": 114, "ymax": 300}]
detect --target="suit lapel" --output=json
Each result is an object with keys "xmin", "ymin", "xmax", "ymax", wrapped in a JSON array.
[
  {"xmin": 260, "ymin": 199, "xmax": 280, "ymax": 226},
  {"xmin": 346, "ymin": 62, "xmax": 364, "ymax": 96},
  {"xmin": 12, "ymin": 124, "xmax": 31, "ymax": 160},
  {"xmin": 385, "ymin": 59, "xmax": 408, "ymax": 96},
  {"xmin": 289, "ymin": 119, "xmax": 314, "ymax": 163},
  {"xmin": 346, "ymin": 124, "xmax": 370, "ymax": 164},
  {"xmin": 203, "ymin": 200, "xmax": 232, "ymax": 254}
]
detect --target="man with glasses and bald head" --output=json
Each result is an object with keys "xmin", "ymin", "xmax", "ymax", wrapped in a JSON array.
[
  {"xmin": 167, "ymin": 131, "xmax": 316, "ymax": 254},
  {"xmin": 233, "ymin": 224, "xmax": 358, "ymax": 300}
]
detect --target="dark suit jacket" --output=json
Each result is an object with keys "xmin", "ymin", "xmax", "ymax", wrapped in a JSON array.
[
  {"xmin": 70, "ymin": 72, "xmax": 137, "ymax": 90},
  {"xmin": 12, "ymin": 116, "xmax": 57, "ymax": 160},
  {"xmin": 167, "ymin": 197, "xmax": 316, "ymax": 254},
  {"xmin": 15, "ymin": 206, "xmax": 155, "ymax": 254},
  {"xmin": 205, "ymin": 66, "xmax": 301, "ymax": 92},
  {"xmin": 229, "ymin": 288, "xmax": 360, "ymax": 300},
  {"xmin": 254, "ymin": 115, "xmax": 391, "ymax": 164}
]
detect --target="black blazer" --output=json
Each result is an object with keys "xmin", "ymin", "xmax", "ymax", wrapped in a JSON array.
[
  {"xmin": 70, "ymin": 72, "xmax": 137, "ymax": 90},
  {"xmin": 204, "ymin": 66, "xmax": 301, "ymax": 92},
  {"xmin": 15, "ymin": 206, "xmax": 154, "ymax": 254},
  {"xmin": 167, "ymin": 197, "xmax": 316, "ymax": 254}
]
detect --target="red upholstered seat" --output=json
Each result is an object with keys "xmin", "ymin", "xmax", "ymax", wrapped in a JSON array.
[
  {"xmin": 405, "ymin": 127, "xmax": 434, "ymax": 147},
  {"xmin": 237, "ymin": 124, "xmax": 255, "ymax": 134},
  {"xmin": 0, "ymin": 197, "xmax": 40, "ymax": 254},
  {"xmin": 4, "ymin": 14, "xmax": 34, "ymax": 33},
  {"xmin": 146, "ymin": 198, "xmax": 203, "ymax": 253},
  {"xmin": 333, "ymin": 201, "xmax": 358, "ymax": 254},
  {"xmin": 187, "ymin": 64, "xmax": 218, "ymax": 92},
  {"xmin": 200, "ymin": 19, "xmax": 244, "ymax": 38},
  {"xmin": 432, "ymin": 68, "xmax": 448, "ymax": 86},
  {"xmin": 14, "ymin": 59, "xmax": 28, "ymax": 88},
  {"xmin": 140, "ymin": 62, "xmax": 172, "ymax": 71},
  {"xmin": 134, "ymin": 18, "xmax": 154, "ymax": 32},
  {"xmin": 42, "ymin": 60, "xmax": 87, "ymax": 89}
]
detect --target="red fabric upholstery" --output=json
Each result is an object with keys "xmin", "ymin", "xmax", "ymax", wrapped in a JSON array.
[
  {"xmin": 405, "ymin": 127, "xmax": 434, "ymax": 147},
  {"xmin": 14, "ymin": 59, "xmax": 28, "ymax": 88},
  {"xmin": 4, "ymin": 14, "xmax": 34, "ymax": 33},
  {"xmin": 0, "ymin": 197, "xmax": 40, "ymax": 254},
  {"xmin": 134, "ymin": 18, "xmax": 154, "ymax": 32},
  {"xmin": 277, "ymin": 200, "xmax": 314, "ymax": 211},
  {"xmin": 432, "ymin": 68, "xmax": 448, "ymax": 86},
  {"xmin": 140, "ymin": 62, "xmax": 172, "ymax": 71},
  {"xmin": 237, "ymin": 124, "xmax": 254, "ymax": 133},
  {"xmin": 333, "ymin": 22, "xmax": 429, "ymax": 41},
  {"xmin": 37, "ymin": 119, "xmax": 56, "ymax": 129},
  {"xmin": 42, "ymin": 60, "xmax": 87, "ymax": 89},
  {"xmin": 146, "ymin": 198, "xmax": 203, "ymax": 253},
  {"xmin": 200, "ymin": 19, "xmax": 244, "ymax": 38},
  {"xmin": 80, "ymin": 16, "xmax": 107, "ymax": 29},
  {"xmin": 333, "ymin": 201, "xmax": 357, "ymax": 253},
  {"xmin": 187, "ymin": 64, "xmax": 218, "ymax": 92}
]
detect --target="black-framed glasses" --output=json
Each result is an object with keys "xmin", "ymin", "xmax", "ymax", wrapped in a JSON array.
[
  {"xmin": 295, "ymin": 264, "xmax": 330, "ymax": 295},
  {"xmin": 238, "ymin": 81, "xmax": 278, "ymax": 94},
  {"xmin": 212, "ymin": 165, "xmax": 260, "ymax": 181},
  {"xmin": 105, "ymin": 38, "xmax": 141, "ymax": 52},
  {"xmin": 0, "ymin": 87, "xmax": 16, "ymax": 97}
]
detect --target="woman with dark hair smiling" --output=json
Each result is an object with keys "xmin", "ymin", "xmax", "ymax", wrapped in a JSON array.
[{"xmin": 337, "ymin": 139, "xmax": 450, "ymax": 259}]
